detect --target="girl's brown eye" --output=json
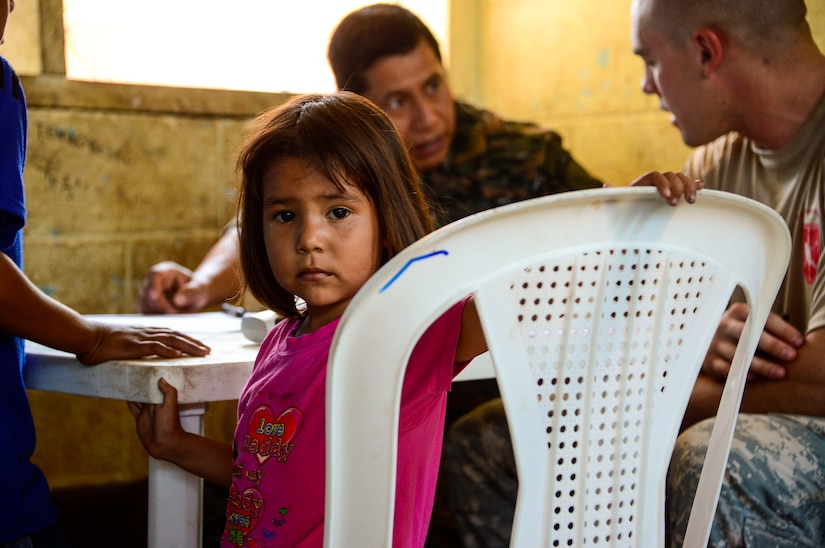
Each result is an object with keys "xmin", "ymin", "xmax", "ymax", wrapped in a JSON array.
[
  {"xmin": 329, "ymin": 208, "xmax": 351, "ymax": 220},
  {"xmin": 274, "ymin": 211, "xmax": 294, "ymax": 223}
]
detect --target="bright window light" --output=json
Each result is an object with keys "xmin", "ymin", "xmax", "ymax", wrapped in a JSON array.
[{"xmin": 62, "ymin": 0, "xmax": 449, "ymax": 94}]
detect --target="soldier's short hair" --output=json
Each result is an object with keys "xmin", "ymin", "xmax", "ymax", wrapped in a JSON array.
[{"xmin": 328, "ymin": 3, "xmax": 442, "ymax": 95}]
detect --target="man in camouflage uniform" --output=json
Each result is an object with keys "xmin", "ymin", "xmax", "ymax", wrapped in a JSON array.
[{"xmin": 327, "ymin": 4, "xmax": 601, "ymax": 228}]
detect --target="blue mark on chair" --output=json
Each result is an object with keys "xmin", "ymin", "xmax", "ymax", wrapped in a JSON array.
[{"xmin": 379, "ymin": 250, "xmax": 449, "ymax": 293}]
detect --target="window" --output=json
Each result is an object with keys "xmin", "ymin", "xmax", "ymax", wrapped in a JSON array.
[{"xmin": 62, "ymin": 0, "xmax": 449, "ymax": 93}]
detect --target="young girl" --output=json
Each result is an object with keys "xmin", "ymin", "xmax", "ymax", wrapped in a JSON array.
[{"xmin": 129, "ymin": 92, "xmax": 486, "ymax": 547}]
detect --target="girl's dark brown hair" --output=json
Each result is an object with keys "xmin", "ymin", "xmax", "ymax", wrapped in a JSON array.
[{"xmin": 236, "ymin": 91, "xmax": 433, "ymax": 318}]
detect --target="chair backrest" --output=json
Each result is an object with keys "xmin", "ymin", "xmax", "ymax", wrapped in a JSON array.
[{"xmin": 323, "ymin": 187, "xmax": 791, "ymax": 547}]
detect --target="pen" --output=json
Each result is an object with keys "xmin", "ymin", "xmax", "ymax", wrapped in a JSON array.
[{"xmin": 221, "ymin": 303, "xmax": 246, "ymax": 317}]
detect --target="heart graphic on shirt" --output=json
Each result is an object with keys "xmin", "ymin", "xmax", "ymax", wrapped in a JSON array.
[
  {"xmin": 247, "ymin": 404, "xmax": 303, "ymax": 465},
  {"xmin": 225, "ymin": 486, "xmax": 265, "ymax": 543}
]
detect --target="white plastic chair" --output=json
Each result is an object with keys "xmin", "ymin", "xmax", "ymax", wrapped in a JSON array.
[{"xmin": 323, "ymin": 187, "xmax": 791, "ymax": 547}]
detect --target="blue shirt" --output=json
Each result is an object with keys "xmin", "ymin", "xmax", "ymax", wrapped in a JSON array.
[{"xmin": 0, "ymin": 55, "xmax": 60, "ymax": 543}]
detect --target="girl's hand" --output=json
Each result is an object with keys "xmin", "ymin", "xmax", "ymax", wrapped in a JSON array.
[
  {"xmin": 629, "ymin": 171, "xmax": 704, "ymax": 206},
  {"xmin": 127, "ymin": 378, "xmax": 187, "ymax": 461}
]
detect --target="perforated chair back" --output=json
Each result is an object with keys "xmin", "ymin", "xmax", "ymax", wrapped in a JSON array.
[{"xmin": 323, "ymin": 188, "xmax": 791, "ymax": 547}]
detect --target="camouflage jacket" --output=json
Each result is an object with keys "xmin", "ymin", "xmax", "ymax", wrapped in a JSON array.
[{"xmin": 422, "ymin": 100, "xmax": 602, "ymax": 226}]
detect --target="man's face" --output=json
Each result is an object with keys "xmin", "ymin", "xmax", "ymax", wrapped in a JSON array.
[
  {"xmin": 631, "ymin": 1, "xmax": 725, "ymax": 147},
  {"xmin": 361, "ymin": 39, "xmax": 456, "ymax": 173}
]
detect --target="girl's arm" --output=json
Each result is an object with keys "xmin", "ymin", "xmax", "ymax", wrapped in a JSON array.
[
  {"xmin": 455, "ymin": 297, "xmax": 488, "ymax": 363},
  {"xmin": 128, "ymin": 378, "xmax": 234, "ymax": 488}
]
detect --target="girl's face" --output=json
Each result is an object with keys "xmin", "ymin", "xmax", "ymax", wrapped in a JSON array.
[{"xmin": 262, "ymin": 157, "xmax": 383, "ymax": 333}]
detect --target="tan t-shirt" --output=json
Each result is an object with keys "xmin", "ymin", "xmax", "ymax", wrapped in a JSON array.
[{"xmin": 683, "ymin": 95, "xmax": 825, "ymax": 335}]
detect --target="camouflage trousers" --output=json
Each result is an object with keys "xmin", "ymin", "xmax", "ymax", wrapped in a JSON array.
[
  {"xmin": 442, "ymin": 397, "xmax": 516, "ymax": 548},
  {"xmin": 444, "ymin": 401, "xmax": 825, "ymax": 548},
  {"xmin": 668, "ymin": 413, "xmax": 825, "ymax": 547}
]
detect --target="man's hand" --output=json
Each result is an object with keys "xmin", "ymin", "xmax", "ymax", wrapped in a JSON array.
[
  {"xmin": 76, "ymin": 323, "xmax": 210, "ymax": 365},
  {"xmin": 629, "ymin": 171, "xmax": 704, "ymax": 205},
  {"xmin": 703, "ymin": 302, "xmax": 804, "ymax": 380},
  {"xmin": 138, "ymin": 261, "xmax": 210, "ymax": 314}
]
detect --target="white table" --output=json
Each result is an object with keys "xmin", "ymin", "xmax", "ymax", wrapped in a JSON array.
[
  {"xmin": 24, "ymin": 312, "xmax": 260, "ymax": 548},
  {"xmin": 23, "ymin": 312, "xmax": 494, "ymax": 547}
]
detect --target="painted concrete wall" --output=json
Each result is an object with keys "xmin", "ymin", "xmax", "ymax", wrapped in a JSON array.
[{"xmin": 1, "ymin": 0, "xmax": 825, "ymax": 492}]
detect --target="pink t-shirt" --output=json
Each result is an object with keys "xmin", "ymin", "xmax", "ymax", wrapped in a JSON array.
[{"xmin": 221, "ymin": 298, "xmax": 470, "ymax": 547}]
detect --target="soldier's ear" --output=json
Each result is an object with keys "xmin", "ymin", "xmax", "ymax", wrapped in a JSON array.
[{"xmin": 692, "ymin": 27, "xmax": 725, "ymax": 78}]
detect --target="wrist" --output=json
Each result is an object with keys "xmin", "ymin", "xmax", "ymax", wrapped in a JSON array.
[{"xmin": 190, "ymin": 271, "xmax": 240, "ymax": 307}]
